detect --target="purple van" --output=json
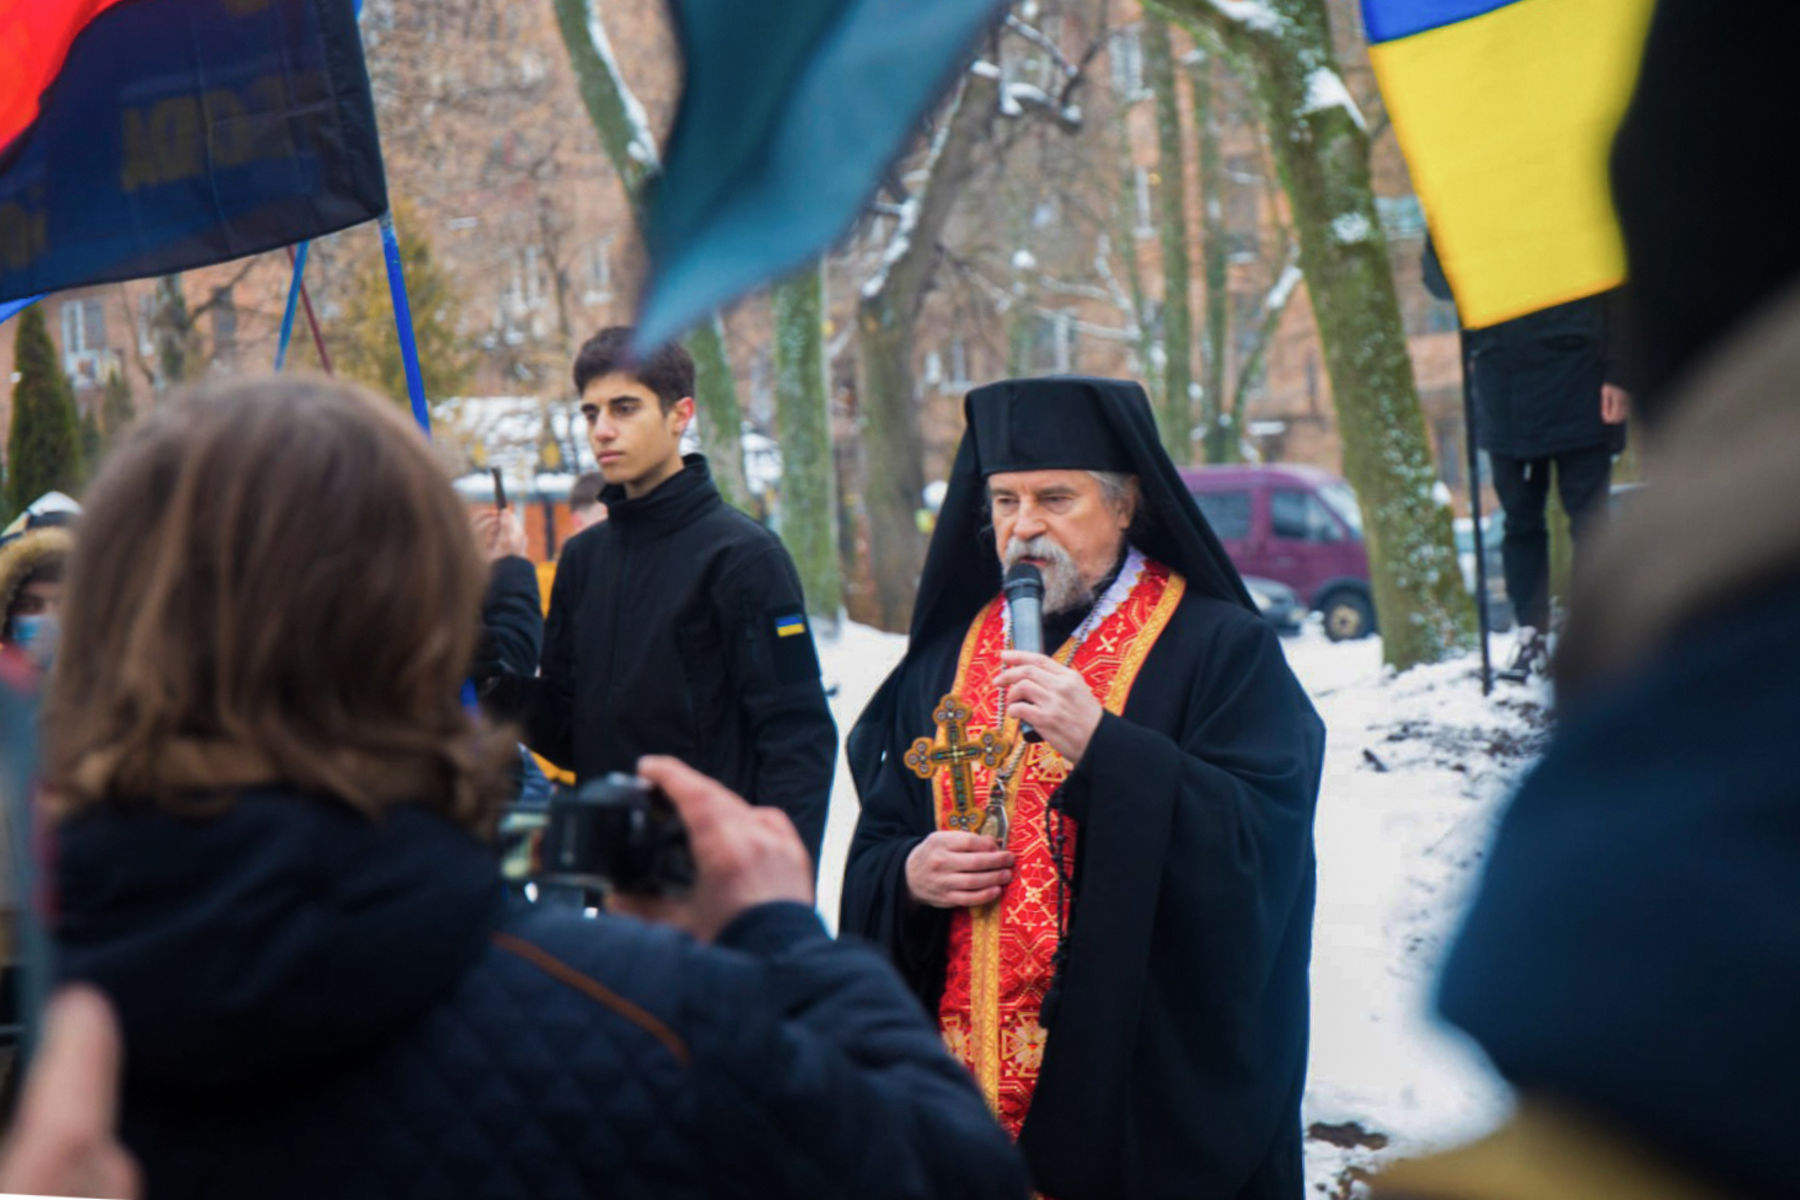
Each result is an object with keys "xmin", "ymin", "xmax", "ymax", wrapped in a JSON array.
[{"xmin": 1179, "ymin": 464, "xmax": 1375, "ymax": 641}]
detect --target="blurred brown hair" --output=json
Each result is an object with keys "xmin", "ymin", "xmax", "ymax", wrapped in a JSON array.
[{"xmin": 43, "ymin": 375, "xmax": 510, "ymax": 831}]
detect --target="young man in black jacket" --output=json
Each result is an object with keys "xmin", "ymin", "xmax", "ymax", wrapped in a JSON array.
[{"xmin": 479, "ymin": 328, "xmax": 835, "ymax": 861}]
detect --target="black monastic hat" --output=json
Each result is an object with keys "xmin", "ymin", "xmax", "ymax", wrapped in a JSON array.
[{"xmin": 907, "ymin": 376, "xmax": 1253, "ymax": 647}]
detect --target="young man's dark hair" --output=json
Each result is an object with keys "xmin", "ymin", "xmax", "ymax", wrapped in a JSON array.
[
  {"xmin": 571, "ymin": 326, "xmax": 694, "ymax": 410},
  {"xmin": 478, "ymin": 326, "xmax": 837, "ymax": 862}
]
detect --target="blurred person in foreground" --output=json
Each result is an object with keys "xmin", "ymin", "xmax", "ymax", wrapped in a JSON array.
[
  {"xmin": 1377, "ymin": 2, "xmax": 1800, "ymax": 1198},
  {"xmin": 0, "ymin": 498, "xmax": 76, "ymax": 1032},
  {"xmin": 842, "ymin": 377, "xmax": 1324, "ymax": 1200},
  {"xmin": 44, "ymin": 376, "xmax": 1028, "ymax": 1200},
  {"xmin": 0, "ymin": 987, "xmax": 137, "ymax": 1199}
]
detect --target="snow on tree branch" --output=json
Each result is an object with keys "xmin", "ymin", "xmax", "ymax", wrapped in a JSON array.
[
  {"xmin": 1005, "ymin": 13, "xmax": 1080, "ymax": 81},
  {"xmin": 1204, "ymin": 0, "xmax": 1283, "ymax": 34},
  {"xmin": 1001, "ymin": 81, "xmax": 1083, "ymax": 129},
  {"xmin": 1330, "ymin": 212, "xmax": 1374, "ymax": 244},
  {"xmin": 1264, "ymin": 257, "xmax": 1303, "ymax": 312},
  {"xmin": 582, "ymin": 1, "xmax": 660, "ymax": 174},
  {"xmin": 861, "ymin": 99, "xmax": 959, "ymax": 300},
  {"xmin": 861, "ymin": 195, "xmax": 921, "ymax": 299},
  {"xmin": 1091, "ymin": 233, "xmax": 1145, "ymax": 335},
  {"xmin": 961, "ymin": 264, "xmax": 1141, "ymax": 344},
  {"xmin": 1302, "ymin": 67, "xmax": 1368, "ymax": 132}
]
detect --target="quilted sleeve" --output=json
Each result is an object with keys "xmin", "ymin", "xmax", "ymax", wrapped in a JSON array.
[{"xmin": 689, "ymin": 902, "xmax": 1029, "ymax": 1200}]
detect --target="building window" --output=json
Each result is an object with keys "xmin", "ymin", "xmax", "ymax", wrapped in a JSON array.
[
  {"xmin": 211, "ymin": 285, "xmax": 238, "ymax": 365},
  {"xmin": 949, "ymin": 338, "xmax": 971, "ymax": 389},
  {"xmin": 1133, "ymin": 167, "xmax": 1154, "ymax": 240},
  {"xmin": 60, "ymin": 296, "xmax": 110, "ymax": 388},
  {"xmin": 583, "ymin": 237, "xmax": 614, "ymax": 306},
  {"xmin": 522, "ymin": 245, "xmax": 547, "ymax": 311},
  {"xmin": 1052, "ymin": 310, "xmax": 1074, "ymax": 373},
  {"xmin": 60, "ymin": 297, "xmax": 105, "ymax": 354},
  {"xmin": 1109, "ymin": 26, "xmax": 1147, "ymax": 101}
]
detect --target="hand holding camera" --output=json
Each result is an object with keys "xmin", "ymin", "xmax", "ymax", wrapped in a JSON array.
[{"xmin": 562, "ymin": 757, "xmax": 812, "ymax": 942}]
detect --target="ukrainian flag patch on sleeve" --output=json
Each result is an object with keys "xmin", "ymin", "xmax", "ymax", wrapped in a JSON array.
[{"xmin": 766, "ymin": 608, "xmax": 821, "ymax": 685}]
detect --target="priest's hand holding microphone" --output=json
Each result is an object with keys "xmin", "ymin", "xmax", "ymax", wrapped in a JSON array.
[
  {"xmin": 994, "ymin": 562, "xmax": 1104, "ymax": 765},
  {"xmin": 905, "ymin": 563, "xmax": 1104, "ymax": 911}
]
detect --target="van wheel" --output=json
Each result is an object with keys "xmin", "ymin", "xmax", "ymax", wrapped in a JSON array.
[{"xmin": 1321, "ymin": 590, "xmax": 1375, "ymax": 642}]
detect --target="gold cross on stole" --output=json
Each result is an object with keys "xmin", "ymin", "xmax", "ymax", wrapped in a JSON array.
[{"xmin": 906, "ymin": 693, "xmax": 1005, "ymax": 831}]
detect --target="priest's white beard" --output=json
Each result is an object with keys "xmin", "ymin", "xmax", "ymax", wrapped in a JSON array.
[{"xmin": 1003, "ymin": 535, "xmax": 1096, "ymax": 616}]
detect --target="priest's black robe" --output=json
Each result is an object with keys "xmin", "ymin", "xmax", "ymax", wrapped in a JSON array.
[{"xmin": 842, "ymin": 587, "xmax": 1324, "ymax": 1200}]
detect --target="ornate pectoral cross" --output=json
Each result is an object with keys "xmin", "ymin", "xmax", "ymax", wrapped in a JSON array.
[{"xmin": 907, "ymin": 694, "xmax": 1006, "ymax": 833}]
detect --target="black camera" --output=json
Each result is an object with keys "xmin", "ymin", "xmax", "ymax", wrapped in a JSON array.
[{"xmin": 535, "ymin": 773, "xmax": 696, "ymax": 897}]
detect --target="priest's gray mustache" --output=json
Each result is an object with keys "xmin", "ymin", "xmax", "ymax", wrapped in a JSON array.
[{"xmin": 1002, "ymin": 536, "xmax": 1075, "ymax": 571}]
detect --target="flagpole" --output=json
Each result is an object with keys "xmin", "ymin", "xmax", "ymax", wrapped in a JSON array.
[
  {"xmin": 378, "ymin": 210, "xmax": 432, "ymax": 435},
  {"xmin": 1461, "ymin": 329, "xmax": 1494, "ymax": 695},
  {"xmin": 274, "ymin": 242, "xmax": 311, "ymax": 370},
  {"xmin": 0, "ymin": 296, "xmax": 41, "ymax": 328}
]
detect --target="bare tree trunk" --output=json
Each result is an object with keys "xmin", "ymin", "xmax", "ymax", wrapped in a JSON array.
[
  {"xmin": 856, "ymin": 72, "xmax": 998, "ymax": 631},
  {"xmin": 683, "ymin": 317, "xmax": 748, "ymax": 505},
  {"xmin": 1109, "ymin": 111, "xmax": 1158, "ymax": 405},
  {"xmin": 552, "ymin": 0, "xmax": 747, "ymax": 508},
  {"xmin": 151, "ymin": 275, "xmax": 200, "ymax": 388},
  {"xmin": 1145, "ymin": 16, "xmax": 1194, "ymax": 463},
  {"xmin": 1159, "ymin": 0, "xmax": 1472, "ymax": 669},
  {"xmin": 1190, "ymin": 49, "xmax": 1234, "ymax": 463},
  {"xmin": 773, "ymin": 262, "xmax": 843, "ymax": 627}
]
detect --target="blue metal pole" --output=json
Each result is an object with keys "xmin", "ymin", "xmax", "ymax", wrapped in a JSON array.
[
  {"xmin": 378, "ymin": 211, "xmax": 432, "ymax": 436},
  {"xmin": 0, "ymin": 296, "xmax": 41, "ymax": 328},
  {"xmin": 274, "ymin": 241, "xmax": 311, "ymax": 371}
]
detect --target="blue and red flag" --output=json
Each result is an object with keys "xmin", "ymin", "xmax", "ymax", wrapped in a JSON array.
[
  {"xmin": 0, "ymin": 0, "xmax": 387, "ymax": 304},
  {"xmin": 1361, "ymin": 0, "xmax": 1655, "ymax": 328}
]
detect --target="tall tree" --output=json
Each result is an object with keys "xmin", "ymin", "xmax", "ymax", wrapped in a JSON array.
[
  {"xmin": 332, "ymin": 207, "xmax": 475, "ymax": 407},
  {"xmin": 1191, "ymin": 47, "xmax": 1234, "ymax": 462},
  {"xmin": 856, "ymin": 70, "xmax": 999, "ymax": 631},
  {"xmin": 100, "ymin": 369, "xmax": 134, "ymax": 440},
  {"xmin": 1144, "ymin": 16, "xmax": 1195, "ymax": 463},
  {"xmin": 6, "ymin": 306, "xmax": 84, "ymax": 513},
  {"xmin": 772, "ymin": 262, "xmax": 842, "ymax": 626},
  {"xmin": 150, "ymin": 274, "xmax": 201, "ymax": 387},
  {"xmin": 1158, "ymin": 0, "xmax": 1473, "ymax": 669},
  {"xmin": 79, "ymin": 409, "xmax": 102, "ymax": 473},
  {"xmin": 552, "ymin": 0, "xmax": 749, "ymax": 510},
  {"xmin": 132, "ymin": 265, "xmax": 257, "ymax": 392}
]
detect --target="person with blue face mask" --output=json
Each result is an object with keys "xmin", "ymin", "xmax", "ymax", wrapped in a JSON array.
[{"xmin": 0, "ymin": 525, "xmax": 70, "ymax": 664}]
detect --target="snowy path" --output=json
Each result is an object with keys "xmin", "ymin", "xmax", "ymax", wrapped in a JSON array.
[{"xmin": 814, "ymin": 624, "xmax": 1540, "ymax": 1194}]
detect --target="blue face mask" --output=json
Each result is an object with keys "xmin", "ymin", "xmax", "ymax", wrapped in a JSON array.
[{"xmin": 8, "ymin": 613, "xmax": 56, "ymax": 655}]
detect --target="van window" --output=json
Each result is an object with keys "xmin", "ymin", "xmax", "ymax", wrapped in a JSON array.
[
  {"xmin": 1317, "ymin": 481, "xmax": 1365, "ymax": 539},
  {"xmin": 1272, "ymin": 489, "xmax": 1344, "ymax": 543},
  {"xmin": 1193, "ymin": 490, "xmax": 1251, "ymax": 540}
]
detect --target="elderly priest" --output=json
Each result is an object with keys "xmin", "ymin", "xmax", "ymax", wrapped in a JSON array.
[{"xmin": 841, "ymin": 377, "xmax": 1325, "ymax": 1200}]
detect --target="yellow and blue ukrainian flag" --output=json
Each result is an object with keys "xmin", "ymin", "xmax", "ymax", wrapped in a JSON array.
[{"xmin": 1363, "ymin": 0, "xmax": 1656, "ymax": 327}]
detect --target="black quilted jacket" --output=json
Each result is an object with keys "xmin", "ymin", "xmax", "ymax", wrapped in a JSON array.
[{"xmin": 55, "ymin": 789, "xmax": 1028, "ymax": 1200}]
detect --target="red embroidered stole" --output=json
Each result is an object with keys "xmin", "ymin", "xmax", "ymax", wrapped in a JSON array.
[{"xmin": 932, "ymin": 559, "xmax": 1185, "ymax": 1135}]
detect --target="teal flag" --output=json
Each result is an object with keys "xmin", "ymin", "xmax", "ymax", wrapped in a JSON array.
[{"xmin": 635, "ymin": 0, "xmax": 1003, "ymax": 351}]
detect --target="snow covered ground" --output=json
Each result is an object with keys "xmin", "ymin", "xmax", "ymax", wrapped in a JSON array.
[{"xmin": 814, "ymin": 621, "xmax": 1548, "ymax": 1196}]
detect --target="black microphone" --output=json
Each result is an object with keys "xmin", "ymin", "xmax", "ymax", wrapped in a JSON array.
[{"xmin": 1002, "ymin": 562, "xmax": 1045, "ymax": 744}]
